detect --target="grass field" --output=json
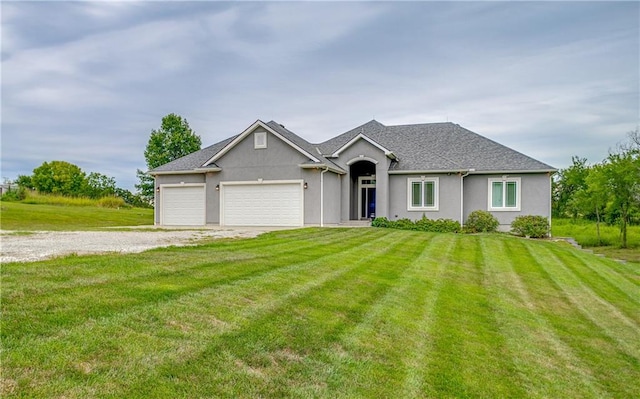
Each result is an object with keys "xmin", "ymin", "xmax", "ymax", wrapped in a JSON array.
[
  {"xmin": 0, "ymin": 201, "xmax": 153, "ymax": 230},
  {"xmin": 2, "ymin": 228, "xmax": 638, "ymax": 398},
  {"xmin": 552, "ymin": 218, "xmax": 640, "ymax": 262}
]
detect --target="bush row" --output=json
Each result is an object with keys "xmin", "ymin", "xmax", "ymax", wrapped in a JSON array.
[
  {"xmin": 372, "ymin": 216, "xmax": 461, "ymax": 233},
  {"xmin": 372, "ymin": 210, "xmax": 550, "ymax": 238}
]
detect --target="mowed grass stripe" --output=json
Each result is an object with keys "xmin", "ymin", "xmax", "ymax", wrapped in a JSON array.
[
  {"xmin": 103, "ymin": 229, "xmax": 417, "ymax": 398},
  {"xmin": 514, "ymin": 240, "xmax": 640, "ymax": 397},
  {"xmin": 424, "ymin": 235, "xmax": 526, "ymax": 398},
  {"xmin": 297, "ymin": 233, "xmax": 453, "ymax": 397},
  {"xmin": 552, "ymin": 249, "xmax": 640, "ymax": 322},
  {"xmin": 481, "ymin": 237, "xmax": 605, "ymax": 398},
  {"xmin": 527, "ymin": 241, "xmax": 640, "ymax": 360},
  {"xmin": 2, "ymin": 228, "xmax": 373, "ymax": 339},
  {"xmin": 3, "ymin": 229, "xmax": 405, "ymax": 397}
]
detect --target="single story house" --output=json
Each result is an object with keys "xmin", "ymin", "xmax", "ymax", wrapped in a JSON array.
[{"xmin": 150, "ymin": 119, "xmax": 556, "ymax": 229}]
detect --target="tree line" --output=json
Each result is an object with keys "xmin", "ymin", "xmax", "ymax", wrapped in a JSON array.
[
  {"xmin": 12, "ymin": 160, "xmax": 151, "ymax": 208},
  {"xmin": 552, "ymin": 129, "xmax": 640, "ymax": 248}
]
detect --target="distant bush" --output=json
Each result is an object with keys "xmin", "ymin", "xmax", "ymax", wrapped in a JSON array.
[
  {"xmin": 465, "ymin": 210, "xmax": 499, "ymax": 233},
  {"xmin": 371, "ymin": 216, "xmax": 460, "ymax": 233},
  {"xmin": 511, "ymin": 215, "xmax": 549, "ymax": 238},
  {"xmin": 1, "ymin": 186, "xmax": 28, "ymax": 202},
  {"xmin": 97, "ymin": 196, "xmax": 127, "ymax": 209}
]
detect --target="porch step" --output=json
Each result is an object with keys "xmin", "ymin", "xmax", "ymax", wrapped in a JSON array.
[{"xmin": 338, "ymin": 220, "xmax": 372, "ymax": 227}]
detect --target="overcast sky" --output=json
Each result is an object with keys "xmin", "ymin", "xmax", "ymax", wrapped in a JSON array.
[{"xmin": 2, "ymin": 1, "xmax": 638, "ymax": 191}]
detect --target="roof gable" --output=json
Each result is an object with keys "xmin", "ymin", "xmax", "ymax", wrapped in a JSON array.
[
  {"xmin": 203, "ymin": 120, "xmax": 320, "ymax": 166},
  {"xmin": 331, "ymin": 133, "xmax": 396, "ymax": 159}
]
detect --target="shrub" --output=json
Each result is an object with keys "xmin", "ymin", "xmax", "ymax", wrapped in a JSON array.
[
  {"xmin": 511, "ymin": 215, "xmax": 550, "ymax": 238},
  {"xmin": 371, "ymin": 215, "xmax": 460, "ymax": 233},
  {"xmin": 465, "ymin": 210, "xmax": 499, "ymax": 233},
  {"xmin": 1, "ymin": 186, "xmax": 28, "ymax": 202},
  {"xmin": 371, "ymin": 217, "xmax": 391, "ymax": 228},
  {"xmin": 415, "ymin": 215, "xmax": 461, "ymax": 233},
  {"xmin": 97, "ymin": 196, "xmax": 127, "ymax": 209},
  {"xmin": 394, "ymin": 218, "xmax": 416, "ymax": 230}
]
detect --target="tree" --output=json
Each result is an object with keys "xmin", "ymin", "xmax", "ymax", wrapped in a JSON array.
[
  {"xmin": 136, "ymin": 113, "xmax": 201, "ymax": 202},
  {"xmin": 601, "ymin": 147, "xmax": 640, "ymax": 248},
  {"xmin": 575, "ymin": 164, "xmax": 609, "ymax": 245},
  {"xmin": 84, "ymin": 172, "xmax": 116, "ymax": 199},
  {"xmin": 31, "ymin": 161, "xmax": 86, "ymax": 196},
  {"xmin": 552, "ymin": 156, "xmax": 589, "ymax": 218}
]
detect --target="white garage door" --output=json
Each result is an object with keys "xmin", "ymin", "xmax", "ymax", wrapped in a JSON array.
[
  {"xmin": 221, "ymin": 182, "xmax": 303, "ymax": 227},
  {"xmin": 161, "ymin": 185, "xmax": 206, "ymax": 226}
]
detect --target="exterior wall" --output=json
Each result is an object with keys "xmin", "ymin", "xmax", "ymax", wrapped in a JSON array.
[
  {"xmin": 332, "ymin": 139, "xmax": 391, "ymax": 221},
  {"xmin": 388, "ymin": 173, "xmax": 462, "ymax": 222},
  {"xmin": 204, "ymin": 127, "xmax": 325, "ymax": 225},
  {"xmin": 322, "ymin": 172, "xmax": 342, "ymax": 225},
  {"xmin": 154, "ymin": 173, "xmax": 206, "ymax": 225},
  {"xmin": 463, "ymin": 173, "xmax": 552, "ymax": 230}
]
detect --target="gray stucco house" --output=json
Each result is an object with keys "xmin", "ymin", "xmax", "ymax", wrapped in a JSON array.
[{"xmin": 150, "ymin": 119, "xmax": 556, "ymax": 229}]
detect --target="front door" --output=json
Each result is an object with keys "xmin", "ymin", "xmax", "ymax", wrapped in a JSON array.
[{"xmin": 358, "ymin": 176, "xmax": 376, "ymax": 219}]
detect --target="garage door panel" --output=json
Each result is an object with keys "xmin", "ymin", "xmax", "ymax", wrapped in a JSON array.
[
  {"xmin": 162, "ymin": 185, "xmax": 205, "ymax": 226},
  {"xmin": 222, "ymin": 183, "xmax": 302, "ymax": 227}
]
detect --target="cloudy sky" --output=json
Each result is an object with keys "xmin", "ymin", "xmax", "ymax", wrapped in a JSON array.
[{"xmin": 2, "ymin": 1, "xmax": 638, "ymax": 191}]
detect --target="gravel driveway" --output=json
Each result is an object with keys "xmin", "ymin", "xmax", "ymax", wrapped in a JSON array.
[{"xmin": 0, "ymin": 227, "xmax": 276, "ymax": 263}]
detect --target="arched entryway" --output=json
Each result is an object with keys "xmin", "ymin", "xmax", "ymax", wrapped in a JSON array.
[{"xmin": 350, "ymin": 160, "xmax": 376, "ymax": 220}]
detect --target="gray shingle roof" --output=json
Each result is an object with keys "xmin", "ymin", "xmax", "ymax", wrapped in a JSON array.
[
  {"xmin": 149, "ymin": 135, "xmax": 236, "ymax": 173},
  {"xmin": 320, "ymin": 121, "xmax": 555, "ymax": 172},
  {"xmin": 150, "ymin": 119, "xmax": 555, "ymax": 174}
]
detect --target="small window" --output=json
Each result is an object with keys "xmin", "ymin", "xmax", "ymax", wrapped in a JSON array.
[
  {"xmin": 488, "ymin": 177, "xmax": 521, "ymax": 211},
  {"xmin": 407, "ymin": 177, "xmax": 438, "ymax": 211},
  {"xmin": 254, "ymin": 132, "xmax": 267, "ymax": 149}
]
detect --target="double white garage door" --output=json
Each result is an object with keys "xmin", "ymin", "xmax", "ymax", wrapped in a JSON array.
[{"xmin": 161, "ymin": 182, "xmax": 303, "ymax": 227}]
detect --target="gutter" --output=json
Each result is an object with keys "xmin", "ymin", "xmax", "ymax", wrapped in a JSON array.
[
  {"xmin": 389, "ymin": 168, "xmax": 557, "ymax": 175},
  {"xmin": 149, "ymin": 168, "xmax": 221, "ymax": 176},
  {"xmin": 299, "ymin": 163, "xmax": 346, "ymax": 174}
]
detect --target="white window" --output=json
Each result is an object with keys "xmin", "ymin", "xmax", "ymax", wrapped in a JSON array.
[
  {"xmin": 407, "ymin": 177, "xmax": 439, "ymax": 211},
  {"xmin": 488, "ymin": 177, "xmax": 521, "ymax": 211},
  {"xmin": 254, "ymin": 132, "xmax": 267, "ymax": 149}
]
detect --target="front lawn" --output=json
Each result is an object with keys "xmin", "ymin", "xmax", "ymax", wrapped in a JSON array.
[{"xmin": 2, "ymin": 228, "xmax": 638, "ymax": 398}]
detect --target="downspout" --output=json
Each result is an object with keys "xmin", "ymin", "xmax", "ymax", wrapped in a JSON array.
[
  {"xmin": 548, "ymin": 172, "xmax": 553, "ymax": 237},
  {"xmin": 460, "ymin": 169, "xmax": 474, "ymax": 228},
  {"xmin": 320, "ymin": 166, "xmax": 329, "ymax": 227}
]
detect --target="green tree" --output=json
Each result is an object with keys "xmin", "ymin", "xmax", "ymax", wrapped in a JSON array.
[
  {"xmin": 601, "ymin": 147, "xmax": 640, "ymax": 248},
  {"xmin": 575, "ymin": 164, "xmax": 609, "ymax": 245},
  {"xmin": 31, "ymin": 161, "xmax": 87, "ymax": 196},
  {"xmin": 136, "ymin": 113, "xmax": 201, "ymax": 202},
  {"xmin": 552, "ymin": 156, "xmax": 590, "ymax": 218},
  {"xmin": 84, "ymin": 172, "xmax": 116, "ymax": 199}
]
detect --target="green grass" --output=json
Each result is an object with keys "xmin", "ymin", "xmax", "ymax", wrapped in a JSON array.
[
  {"xmin": 2, "ymin": 228, "xmax": 638, "ymax": 398},
  {"xmin": 0, "ymin": 201, "xmax": 153, "ymax": 231},
  {"xmin": 552, "ymin": 218, "xmax": 640, "ymax": 262}
]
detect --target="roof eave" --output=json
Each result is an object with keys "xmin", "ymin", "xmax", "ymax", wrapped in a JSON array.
[
  {"xmin": 149, "ymin": 168, "xmax": 221, "ymax": 176},
  {"xmin": 388, "ymin": 168, "xmax": 557, "ymax": 175},
  {"xmin": 299, "ymin": 163, "xmax": 347, "ymax": 174}
]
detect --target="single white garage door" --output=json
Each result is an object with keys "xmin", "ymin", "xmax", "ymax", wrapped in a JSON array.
[
  {"xmin": 161, "ymin": 185, "xmax": 206, "ymax": 226},
  {"xmin": 222, "ymin": 182, "xmax": 303, "ymax": 227}
]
